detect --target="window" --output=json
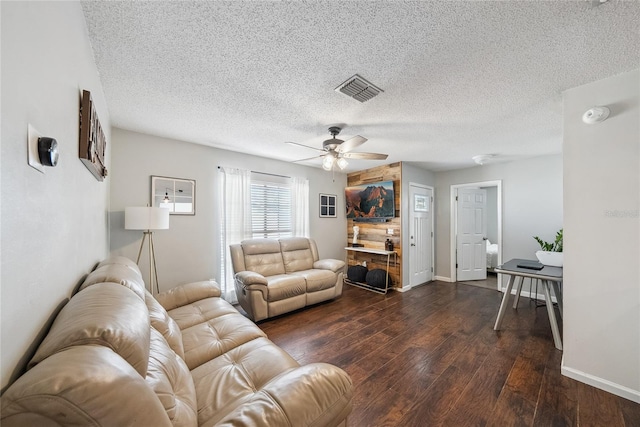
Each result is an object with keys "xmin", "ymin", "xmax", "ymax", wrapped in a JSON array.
[{"xmin": 250, "ymin": 174, "xmax": 292, "ymax": 239}]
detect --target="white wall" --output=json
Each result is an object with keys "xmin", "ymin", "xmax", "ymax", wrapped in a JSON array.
[
  {"xmin": 401, "ymin": 163, "xmax": 436, "ymax": 287},
  {"xmin": 109, "ymin": 128, "xmax": 347, "ymax": 289},
  {"xmin": 434, "ymin": 154, "xmax": 563, "ymax": 280},
  {"xmin": 562, "ymin": 69, "xmax": 639, "ymax": 402},
  {"xmin": 0, "ymin": 2, "xmax": 110, "ymax": 389}
]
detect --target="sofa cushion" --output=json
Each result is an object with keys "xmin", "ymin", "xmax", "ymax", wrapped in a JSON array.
[
  {"xmin": 241, "ymin": 238, "xmax": 286, "ymax": 277},
  {"xmin": 168, "ymin": 297, "xmax": 239, "ymax": 331},
  {"xmin": 191, "ymin": 337, "xmax": 299, "ymax": 426},
  {"xmin": 1, "ymin": 346, "xmax": 172, "ymax": 427},
  {"xmin": 180, "ymin": 312, "xmax": 267, "ymax": 370},
  {"xmin": 215, "ymin": 363, "xmax": 354, "ymax": 427},
  {"xmin": 291, "ymin": 269, "xmax": 337, "ymax": 292},
  {"xmin": 29, "ymin": 283, "xmax": 151, "ymax": 378},
  {"xmin": 156, "ymin": 281, "xmax": 221, "ymax": 311},
  {"xmin": 265, "ymin": 274, "xmax": 306, "ymax": 302},
  {"xmin": 146, "ymin": 328, "xmax": 198, "ymax": 427},
  {"xmin": 79, "ymin": 263, "xmax": 147, "ymax": 300},
  {"xmin": 280, "ymin": 237, "xmax": 315, "ymax": 273},
  {"xmin": 145, "ymin": 290, "xmax": 185, "ymax": 359}
]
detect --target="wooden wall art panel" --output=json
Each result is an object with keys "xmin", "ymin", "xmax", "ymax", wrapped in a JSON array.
[
  {"xmin": 346, "ymin": 162, "xmax": 403, "ymax": 288},
  {"xmin": 79, "ymin": 90, "xmax": 108, "ymax": 181}
]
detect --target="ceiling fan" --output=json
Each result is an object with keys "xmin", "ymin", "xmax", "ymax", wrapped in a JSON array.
[{"xmin": 287, "ymin": 126, "xmax": 388, "ymax": 171}]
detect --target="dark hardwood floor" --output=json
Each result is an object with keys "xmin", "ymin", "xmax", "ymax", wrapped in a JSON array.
[{"xmin": 252, "ymin": 281, "xmax": 640, "ymax": 426}]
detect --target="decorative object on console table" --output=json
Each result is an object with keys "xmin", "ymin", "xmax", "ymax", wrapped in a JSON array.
[
  {"xmin": 351, "ymin": 225, "xmax": 363, "ymax": 247},
  {"xmin": 79, "ymin": 90, "xmax": 107, "ymax": 181},
  {"xmin": 125, "ymin": 207, "xmax": 170, "ymax": 294},
  {"xmin": 534, "ymin": 229, "xmax": 563, "ymax": 267},
  {"xmin": 151, "ymin": 175, "xmax": 196, "ymax": 215},
  {"xmin": 319, "ymin": 193, "xmax": 337, "ymax": 218}
]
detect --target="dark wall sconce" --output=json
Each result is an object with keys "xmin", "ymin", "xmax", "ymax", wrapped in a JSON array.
[{"xmin": 28, "ymin": 124, "xmax": 59, "ymax": 173}]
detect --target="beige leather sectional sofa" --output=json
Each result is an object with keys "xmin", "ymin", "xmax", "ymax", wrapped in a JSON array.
[
  {"xmin": 0, "ymin": 256, "xmax": 353, "ymax": 426},
  {"xmin": 231, "ymin": 237, "xmax": 345, "ymax": 321}
]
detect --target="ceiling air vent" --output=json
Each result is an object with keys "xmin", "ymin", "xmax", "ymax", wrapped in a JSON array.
[{"xmin": 335, "ymin": 74, "xmax": 383, "ymax": 103}]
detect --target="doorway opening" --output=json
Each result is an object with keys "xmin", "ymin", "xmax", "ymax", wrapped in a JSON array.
[{"xmin": 450, "ymin": 180, "xmax": 502, "ymax": 290}]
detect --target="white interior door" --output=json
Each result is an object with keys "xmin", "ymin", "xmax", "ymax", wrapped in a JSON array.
[
  {"xmin": 456, "ymin": 188, "xmax": 487, "ymax": 281},
  {"xmin": 409, "ymin": 185, "xmax": 433, "ymax": 287}
]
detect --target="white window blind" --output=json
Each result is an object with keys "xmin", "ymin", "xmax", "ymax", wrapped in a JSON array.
[{"xmin": 250, "ymin": 174, "xmax": 293, "ymax": 239}]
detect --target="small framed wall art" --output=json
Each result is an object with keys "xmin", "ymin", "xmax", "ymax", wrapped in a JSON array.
[
  {"xmin": 151, "ymin": 175, "xmax": 196, "ymax": 215},
  {"xmin": 319, "ymin": 193, "xmax": 337, "ymax": 218}
]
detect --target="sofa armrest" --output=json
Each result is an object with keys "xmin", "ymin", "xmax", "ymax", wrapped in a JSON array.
[
  {"xmin": 313, "ymin": 259, "xmax": 346, "ymax": 273},
  {"xmin": 156, "ymin": 281, "xmax": 221, "ymax": 311},
  {"xmin": 216, "ymin": 363, "xmax": 353, "ymax": 426},
  {"xmin": 234, "ymin": 271, "xmax": 269, "ymax": 300},
  {"xmin": 235, "ymin": 271, "xmax": 268, "ymax": 286}
]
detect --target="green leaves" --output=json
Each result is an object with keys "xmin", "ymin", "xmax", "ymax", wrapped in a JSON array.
[{"xmin": 534, "ymin": 229, "xmax": 563, "ymax": 252}]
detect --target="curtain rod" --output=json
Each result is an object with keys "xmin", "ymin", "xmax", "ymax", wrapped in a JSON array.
[{"xmin": 217, "ymin": 166, "xmax": 290, "ymax": 179}]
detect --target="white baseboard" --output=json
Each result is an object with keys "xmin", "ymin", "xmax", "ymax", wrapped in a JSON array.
[
  {"xmin": 434, "ymin": 275, "xmax": 453, "ymax": 282},
  {"xmin": 561, "ymin": 358, "xmax": 640, "ymax": 403}
]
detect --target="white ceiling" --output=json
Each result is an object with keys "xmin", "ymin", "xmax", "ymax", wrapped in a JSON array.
[{"xmin": 81, "ymin": 1, "xmax": 640, "ymax": 172}]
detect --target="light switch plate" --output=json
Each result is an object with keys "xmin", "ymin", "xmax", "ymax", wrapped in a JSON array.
[
  {"xmin": 27, "ymin": 124, "xmax": 45, "ymax": 173},
  {"xmin": 387, "ymin": 228, "xmax": 394, "ymax": 235}
]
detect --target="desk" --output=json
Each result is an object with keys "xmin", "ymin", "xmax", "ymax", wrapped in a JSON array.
[
  {"xmin": 344, "ymin": 247, "xmax": 397, "ymax": 294},
  {"xmin": 493, "ymin": 258, "xmax": 564, "ymax": 350}
]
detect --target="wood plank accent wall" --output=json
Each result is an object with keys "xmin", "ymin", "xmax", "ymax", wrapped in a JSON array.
[{"xmin": 346, "ymin": 162, "xmax": 402, "ymax": 288}]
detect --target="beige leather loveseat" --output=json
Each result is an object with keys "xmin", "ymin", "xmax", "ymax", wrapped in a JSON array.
[
  {"xmin": 231, "ymin": 237, "xmax": 345, "ymax": 322},
  {"xmin": 1, "ymin": 256, "xmax": 353, "ymax": 426}
]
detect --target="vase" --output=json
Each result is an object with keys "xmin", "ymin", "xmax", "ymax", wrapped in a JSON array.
[{"xmin": 535, "ymin": 251, "xmax": 563, "ymax": 267}]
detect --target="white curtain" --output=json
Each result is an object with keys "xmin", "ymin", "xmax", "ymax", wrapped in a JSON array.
[
  {"xmin": 291, "ymin": 176, "xmax": 309, "ymax": 237},
  {"xmin": 218, "ymin": 167, "xmax": 251, "ymax": 303}
]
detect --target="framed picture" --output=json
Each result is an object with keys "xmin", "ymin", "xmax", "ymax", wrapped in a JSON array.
[
  {"xmin": 319, "ymin": 193, "xmax": 337, "ymax": 218},
  {"xmin": 151, "ymin": 176, "xmax": 196, "ymax": 215},
  {"xmin": 414, "ymin": 194, "xmax": 429, "ymax": 212}
]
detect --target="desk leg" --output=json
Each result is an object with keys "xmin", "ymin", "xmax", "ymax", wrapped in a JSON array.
[
  {"xmin": 494, "ymin": 275, "xmax": 515, "ymax": 330},
  {"xmin": 551, "ymin": 280, "xmax": 563, "ymax": 319},
  {"xmin": 543, "ymin": 280, "xmax": 563, "ymax": 350},
  {"xmin": 512, "ymin": 276, "xmax": 524, "ymax": 309}
]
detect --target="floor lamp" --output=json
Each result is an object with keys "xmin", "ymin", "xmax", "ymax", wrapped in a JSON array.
[{"xmin": 125, "ymin": 207, "xmax": 170, "ymax": 294}]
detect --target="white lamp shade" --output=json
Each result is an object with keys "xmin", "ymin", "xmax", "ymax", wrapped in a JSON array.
[{"xmin": 125, "ymin": 207, "xmax": 170, "ymax": 230}]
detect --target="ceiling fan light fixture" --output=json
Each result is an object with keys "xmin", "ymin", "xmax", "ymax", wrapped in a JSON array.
[
  {"xmin": 322, "ymin": 155, "xmax": 335, "ymax": 171},
  {"xmin": 337, "ymin": 157, "xmax": 348, "ymax": 170}
]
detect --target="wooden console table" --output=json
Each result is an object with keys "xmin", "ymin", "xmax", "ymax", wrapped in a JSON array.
[{"xmin": 344, "ymin": 247, "xmax": 397, "ymax": 294}]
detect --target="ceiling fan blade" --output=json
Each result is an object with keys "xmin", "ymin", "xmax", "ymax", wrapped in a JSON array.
[
  {"xmin": 292, "ymin": 155, "xmax": 324, "ymax": 163},
  {"xmin": 285, "ymin": 141, "xmax": 325, "ymax": 153},
  {"xmin": 336, "ymin": 135, "xmax": 367, "ymax": 153},
  {"xmin": 342, "ymin": 152, "xmax": 388, "ymax": 160}
]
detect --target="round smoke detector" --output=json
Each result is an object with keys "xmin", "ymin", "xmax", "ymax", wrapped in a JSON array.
[{"xmin": 582, "ymin": 106, "xmax": 610, "ymax": 124}]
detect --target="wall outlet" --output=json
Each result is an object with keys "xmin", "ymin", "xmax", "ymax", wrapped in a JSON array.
[{"xmin": 387, "ymin": 228, "xmax": 394, "ymax": 235}]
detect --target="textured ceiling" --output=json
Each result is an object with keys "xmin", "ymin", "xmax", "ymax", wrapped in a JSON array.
[{"xmin": 81, "ymin": 1, "xmax": 640, "ymax": 172}]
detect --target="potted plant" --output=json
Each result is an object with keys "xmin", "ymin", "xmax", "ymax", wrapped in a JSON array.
[{"xmin": 534, "ymin": 229, "xmax": 563, "ymax": 267}]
